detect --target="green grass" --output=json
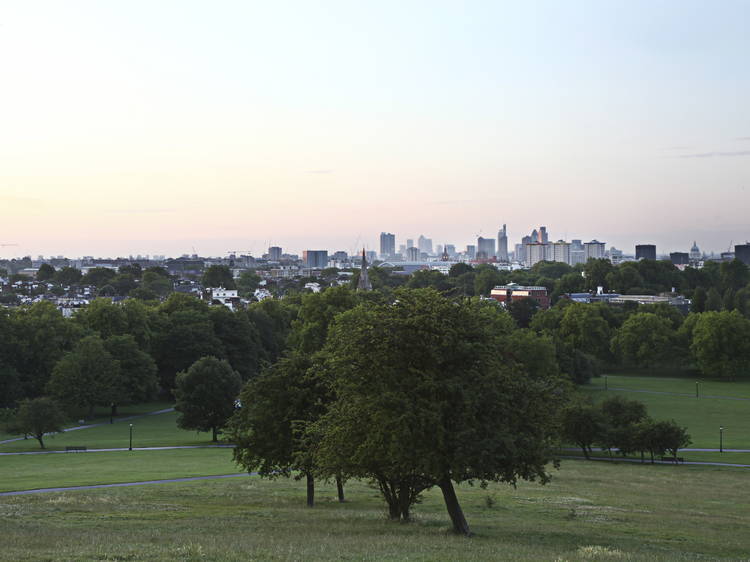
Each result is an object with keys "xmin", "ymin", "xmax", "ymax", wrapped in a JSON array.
[
  {"xmin": 1, "ymin": 460, "xmax": 749, "ymax": 561},
  {"xmin": 0, "ymin": 407, "xmax": 219, "ymax": 453},
  {"xmin": 582, "ymin": 375, "xmax": 750, "ymax": 451},
  {"xmin": 0, "ymin": 448, "xmax": 238, "ymax": 493}
]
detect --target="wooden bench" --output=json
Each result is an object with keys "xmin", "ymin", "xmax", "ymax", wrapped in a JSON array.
[
  {"xmin": 65, "ymin": 446, "xmax": 87, "ymax": 452},
  {"xmin": 660, "ymin": 456, "xmax": 684, "ymax": 463}
]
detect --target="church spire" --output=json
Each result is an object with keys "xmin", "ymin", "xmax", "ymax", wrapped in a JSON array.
[{"xmin": 357, "ymin": 248, "xmax": 372, "ymax": 291}]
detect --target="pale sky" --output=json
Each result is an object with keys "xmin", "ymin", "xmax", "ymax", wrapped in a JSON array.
[{"xmin": 1, "ymin": 1, "xmax": 749, "ymax": 258}]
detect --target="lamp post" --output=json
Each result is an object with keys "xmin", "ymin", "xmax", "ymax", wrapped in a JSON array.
[
  {"xmin": 696, "ymin": 381, "xmax": 699, "ymax": 398},
  {"xmin": 129, "ymin": 423, "xmax": 133, "ymax": 451},
  {"xmin": 604, "ymin": 375, "xmax": 608, "ymax": 391},
  {"xmin": 719, "ymin": 426, "xmax": 724, "ymax": 453}
]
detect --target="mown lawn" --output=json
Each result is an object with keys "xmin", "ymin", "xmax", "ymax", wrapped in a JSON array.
[
  {"xmin": 582, "ymin": 375, "xmax": 750, "ymax": 450},
  {"xmin": 0, "ymin": 408, "xmax": 218, "ymax": 453},
  {"xmin": 0, "ymin": 448, "xmax": 238, "ymax": 492},
  {"xmin": 1, "ymin": 460, "xmax": 748, "ymax": 561}
]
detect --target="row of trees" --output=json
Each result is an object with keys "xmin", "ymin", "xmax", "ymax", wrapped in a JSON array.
[{"xmin": 562, "ymin": 396, "xmax": 691, "ymax": 462}]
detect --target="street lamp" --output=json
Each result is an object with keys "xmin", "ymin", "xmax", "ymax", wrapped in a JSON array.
[
  {"xmin": 129, "ymin": 423, "xmax": 133, "ymax": 451},
  {"xmin": 720, "ymin": 426, "xmax": 724, "ymax": 453}
]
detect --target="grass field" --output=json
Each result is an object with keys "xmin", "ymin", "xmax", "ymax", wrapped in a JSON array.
[
  {"xmin": 582, "ymin": 375, "xmax": 750, "ymax": 454},
  {"xmin": 0, "ymin": 404, "xmax": 219, "ymax": 453},
  {"xmin": 0, "ymin": 448, "xmax": 238, "ymax": 493},
  {"xmin": 2, "ymin": 460, "xmax": 749, "ymax": 561}
]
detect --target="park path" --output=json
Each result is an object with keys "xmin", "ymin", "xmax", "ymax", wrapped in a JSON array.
[
  {"xmin": 0, "ymin": 407, "xmax": 175, "ymax": 445},
  {"xmin": 0, "ymin": 444, "xmax": 234, "ymax": 456},
  {"xmin": 603, "ymin": 387, "xmax": 750, "ymax": 401},
  {"xmin": 561, "ymin": 455, "xmax": 750, "ymax": 468},
  {"xmin": 562, "ymin": 447, "xmax": 750, "ymax": 453},
  {"xmin": 0, "ymin": 473, "xmax": 252, "ymax": 497}
]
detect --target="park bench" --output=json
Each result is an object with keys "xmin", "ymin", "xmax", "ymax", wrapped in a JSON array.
[
  {"xmin": 65, "ymin": 446, "xmax": 87, "ymax": 452},
  {"xmin": 660, "ymin": 456, "xmax": 684, "ymax": 463}
]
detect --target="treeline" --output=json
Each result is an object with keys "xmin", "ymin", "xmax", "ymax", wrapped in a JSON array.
[
  {"xmin": 0, "ymin": 293, "xmax": 296, "ymax": 411},
  {"xmin": 562, "ymin": 396, "xmax": 690, "ymax": 462}
]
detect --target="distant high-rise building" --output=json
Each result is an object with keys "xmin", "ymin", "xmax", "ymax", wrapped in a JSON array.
[
  {"xmin": 525, "ymin": 243, "xmax": 548, "ymax": 267},
  {"xmin": 445, "ymin": 244, "xmax": 456, "ymax": 257},
  {"xmin": 670, "ymin": 252, "xmax": 690, "ymax": 265},
  {"xmin": 569, "ymin": 239, "xmax": 585, "ymax": 266},
  {"xmin": 514, "ymin": 243, "xmax": 525, "ymax": 263},
  {"xmin": 379, "ymin": 232, "xmax": 396, "ymax": 258},
  {"xmin": 332, "ymin": 251, "xmax": 348, "ymax": 262},
  {"xmin": 303, "ymin": 250, "xmax": 328, "ymax": 268},
  {"xmin": 477, "ymin": 236, "xmax": 495, "ymax": 258},
  {"xmin": 538, "ymin": 226, "xmax": 548, "ymax": 244},
  {"xmin": 736, "ymin": 244, "xmax": 750, "ymax": 265},
  {"xmin": 268, "ymin": 246, "xmax": 282, "ymax": 261},
  {"xmin": 584, "ymin": 240, "xmax": 606, "ymax": 261},
  {"xmin": 466, "ymin": 245, "xmax": 476, "ymax": 259},
  {"xmin": 551, "ymin": 240, "xmax": 571, "ymax": 265},
  {"xmin": 406, "ymin": 247, "xmax": 420, "ymax": 261},
  {"xmin": 435, "ymin": 244, "xmax": 443, "ymax": 255},
  {"xmin": 406, "ymin": 239, "xmax": 414, "ymax": 250},
  {"xmin": 417, "ymin": 235, "xmax": 433, "ymax": 254},
  {"xmin": 497, "ymin": 224, "xmax": 509, "ymax": 262},
  {"xmin": 636, "ymin": 244, "xmax": 656, "ymax": 261},
  {"xmin": 531, "ymin": 229, "xmax": 538, "ymax": 244}
]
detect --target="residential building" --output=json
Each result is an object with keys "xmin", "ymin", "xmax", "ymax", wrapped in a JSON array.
[
  {"xmin": 524, "ymin": 243, "xmax": 548, "ymax": 267},
  {"xmin": 551, "ymin": 240, "xmax": 571, "ymax": 265},
  {"xmin": 584, "ymin": 240, "xmax": 606, "ymax": 261},
  {"xmin": 490, "ymin": 283, "xmax": 550, "ymax": 309},
  {"xmin": 570, "ymin": 239, "xmax": 585, "ymax": 265},
  {"xmin": 735, "ymin": 244, "xmax": 750, "ymax": 265},
  {"xmin": 268, "ymin": 246, "xmax": 282, "ymax": 261}
]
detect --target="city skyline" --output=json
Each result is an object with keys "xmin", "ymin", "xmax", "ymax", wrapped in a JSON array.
[{"xmin": 1, "ymin": 2, "xmax": 749, "ymax": 258}]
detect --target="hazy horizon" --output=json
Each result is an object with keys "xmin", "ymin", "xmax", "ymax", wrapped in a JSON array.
[{"xmin": 2, "ymin": 1, "xmax": 749, "ymax": 259}]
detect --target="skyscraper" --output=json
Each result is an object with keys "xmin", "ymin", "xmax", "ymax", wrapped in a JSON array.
[
  {"xmin": 551, "ymin": 240, "xmax": 571, "ymax": 265},
  {"xmin": 477, "ymin": 236, "xmax": 496, "ymax": 258},
  {"xmin": 497, "ymin": 224, "xmax": 508, "ymax": 262},
  {"xmin": 635, "ymin": 244, "xmax": 656, "ymax": 261},
  {"xmin": 303, "ymin": 250, "xmax": 328, "ymax": 268},
  {"xmin": 538, "ymin": 226, "xmax": 548, "ymax": 244},
  {"xmin": 584, "ymin": 240, "xmax": 606, "ymax": 261},
  {"xmin": 379, "ymin": 232, "xmax": 395, "ymax": 258},
  {"xmin": 736, "ymin": 244, "xmax": 750, "ymax": 265},
  {"xmin": 417, "ymin": 235, "xmax": 433, "ymax": 254},
  {"xmin": 268, "ymin": 246, "xmax": 282, "ymax": 261}
]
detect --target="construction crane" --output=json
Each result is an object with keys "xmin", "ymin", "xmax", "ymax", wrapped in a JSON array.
[{"xmin": 0, "ymin": 243, "xmax": 19, "ymax": 247}]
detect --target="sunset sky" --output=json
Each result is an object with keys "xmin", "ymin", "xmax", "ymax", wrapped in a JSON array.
[{"xmin": 1, "ymin": 1, "xmax": 749, "ymax": 258}]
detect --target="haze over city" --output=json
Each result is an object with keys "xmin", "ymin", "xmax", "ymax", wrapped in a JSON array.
[{"xmin": 1, "ymin": 1, "xmax": 749, "ymax": 258}]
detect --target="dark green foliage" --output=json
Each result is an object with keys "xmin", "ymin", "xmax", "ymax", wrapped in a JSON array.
[
  {"xmin": 46, "ymin": 335, "xmax": 123, "ymax": 418},
  {"xmin": 82, "ymin": 267, "xmax": 117, "ymax": 288},
  {"xmin": 175, "ymin": 356, "xmax": 242, "ymax": 441},
  {"xmin": 104, "ymin": 335, "xmax": 159, "ymax": 403},
  {"xmin": 561, "ymin": 401, "xmax": 604, "ymax": 459},
  {"xmin": 209, "ymin": 306, "xmax": 263, "ymax": 381},
  {"xmin": 36, "ymin": 263, "xmax": 56, "ymax": 281},
  {"xmin": 6, "ymin": 397, "xmax": 66, "ymax": 449},
  {"xmin": 691, "ymin": 287, "xmax": 707, "ymax": 313},
  {"xmin": 611, "ymin": 312, "xmax": 677, "ymax": 368},
  {"xmin": 236, "ymin": 271, "xmax": 261, "ymax": 297},
  {"xmin": 0, "ymin": 363, "xmax": 23, "ymax": 408},
  {"xmin": 506, "ymin": 297, "xmax": 539, "ymax": 328},
  {"xmin": 54, "ymin": 266, "xmax": 82, "ymax": 285},
  {"xmin": 202, "ymin": 265, "xmax": 236, "ymax": 289},
  {"xmin": 691, "ymin": 311, "xmax": 750, "ymax": 379},
  {"xmin": 597, "ymin": 396, "xmax": 648, "ymax": 456},
  {"xmin": 705, "ymin": 287, "xmax": 723, "ymax": 311},
  {"xmin": 313, "ymin": 289, "xmax": 564, "ymax": 534}
]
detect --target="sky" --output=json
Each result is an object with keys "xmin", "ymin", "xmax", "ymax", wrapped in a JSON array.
[{"xmin": 1, "ymin": 0, "xmax": 749, "ymax": 258}]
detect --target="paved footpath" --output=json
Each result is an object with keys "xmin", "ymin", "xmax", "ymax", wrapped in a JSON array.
[
  {"xmin": 561, "ymin": 455, "xmax": 750, "ymax": 468},
  {"xmin": 0, "ymin": 407, "xmax": 175, "ymax": 446},
  {"xmin": 604, "ymin": 387, "xmax": 750, "ymax": 401},
  {"xmin": 0, "ymin": 473, "xmax": 252, "ymax": 497},
  {"xmin": 0, "ymin": 444, "xmax": 234, "ymax": 456}
]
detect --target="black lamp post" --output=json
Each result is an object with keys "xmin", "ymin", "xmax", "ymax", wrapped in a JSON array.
[
  {"xmin": 129, "ymin": 423, "xmax": 133, "ymax": 451},
  {"xmin": 720, "ymin": 426, "xmax": 724, "ymax": 453}
]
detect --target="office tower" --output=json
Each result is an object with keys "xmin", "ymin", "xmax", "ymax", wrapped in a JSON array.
[
  {"xmin": 551, "ymin": 240, "xmax": 571, "ymax": 265},
  {"xmin": 445, "ymin": 244, "xmax": 456, "ymax": 257},
  {"xmin": 366, "ymin": 250, "xmax": 377, "ymax": 263},
  {"xmin": 303, "ymin": 250, "xmax": 328, "ymax": 268},
  {"xmin": 531, "ymin": 229, "xmax": 538, "ymax": 243},
  {"xmin": 332, "ymin": 251, "xmax": 348, "ymax": 262},
  {"xmin": 477, "ymin": 236, "xmax": 496, "ymax": 258},
  {"xmin": 406, "ymin": 239, "xmax": 414, "ymax": 250},
  {"xmin": 435, "ymin": 244, "xmax": 443, "ymax": 255},
  {"xmin": 268, "ymin": 246, "xmax": 282, "ymax": 261},
  {"xmin": 538, "ymin": 226, "xmax": 548, "ymax": 244},
  {"xmin": 406, "ymin": 247, "xmax": 420, "ymax": 261},
  {"xmin": 635, "ymin": 244, "xmax": 656, "ymax": 261},
  {"xmin": 514, "ymin": 243, "xmax": 524, "ymax": 263},
  {"xmin": 466, "ymin": 245, "xmax": 476, "ymax": 259},
  {"xmin": 670, "ymin": 252, "xmax": 689, "ymax": 265},
  {"xmin": 398, "ymin": 244, "xmax": 406, "ymax": 256},
  {"xmin": 497, "ymin": 224, "xmax": 509, "ymax": 262},
  {"xmin": 569, "ymin": 239, "xmax": 585, "ymax": 265},
  {"xmin": 736, "ymin": 244, "xmax": 750, "ymax": 265},
  {"xmin": 418, "ymin": 235, "xmax": 433, "ymax": 254},
  {"xmin": 584, "ymin": 240, "xmax": 606, "ymax": 261},
  {"xmin": 379, "ymin": 232, "xmax": 395, "ymax": 258}
]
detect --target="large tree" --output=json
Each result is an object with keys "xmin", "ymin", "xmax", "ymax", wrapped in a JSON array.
[
  {"xmin": 202, "ymin": 265, "xmax": 236, "ymax": 289},
  {"xmin": 691, "ymin": 311, "xmax": 750, "ymax": 379},
  {"xmin": 175, "ymin": 356, "xmax": 242, "ymax": 441},
  {"xmin": 611, "ymin": 312, "xmax": 677, "ymax": 368},
  {"xmin": 104, "ymin": 335, "xmax": 159, "ymax": 410},
  {"xmin": 313, "ymin": 289, "xmax": 564, "ymax": 535},
  {"xmin": 7, "ymin": 397, "xmax": 67, "ymax": 449},
  {"xmin": 46, "ymin": 335, "xmax": 123, "ymax": 418}
]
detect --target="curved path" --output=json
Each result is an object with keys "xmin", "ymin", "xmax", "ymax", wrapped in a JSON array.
[
  {"xmin": 0, "ymin": 407, "xmax": 175, "ymax": 446},
  {"xmin": 0, "ymin": 473, "xmax": 252, "ymax": 497},
  {"xmin": 560, "ymin": 455, "xmax": 750, "ymax": 468},
  {"xmin": 603, "ymin": 387, "xmax": 750, "ymax": 402}
]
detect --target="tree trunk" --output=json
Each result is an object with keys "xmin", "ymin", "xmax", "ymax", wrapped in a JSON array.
[
  {"xmin": 336, "ymin": 475, "xmax": 345, "ymax": 503},
  {"xmin": 387, "ymin": 502, "xmax": 400, "ymax": 520},
  {"xmin": 87, "ymin": 404, "xmax": 95, "ymax": 420},
  {"xmin": 306, "ymin": 472, "xmax": 315, "ymax": 508},
  {"xmin": 111, "ymin": 403, "xmax": 118, "ymax": 419},
  {"xmin": 35, "ymin": 433, "xmax": 45, "ymax": 449},
  {"xmin": 438, "ymin": 476, "xmax": 472, "ymax": 536},
  {"xmin": 212, "ymin": 426, "xmax": 218, "ymax": 442},
  {"xmin": 581, "ymin": 444, "xmax": 590, "ymax": 459}
]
